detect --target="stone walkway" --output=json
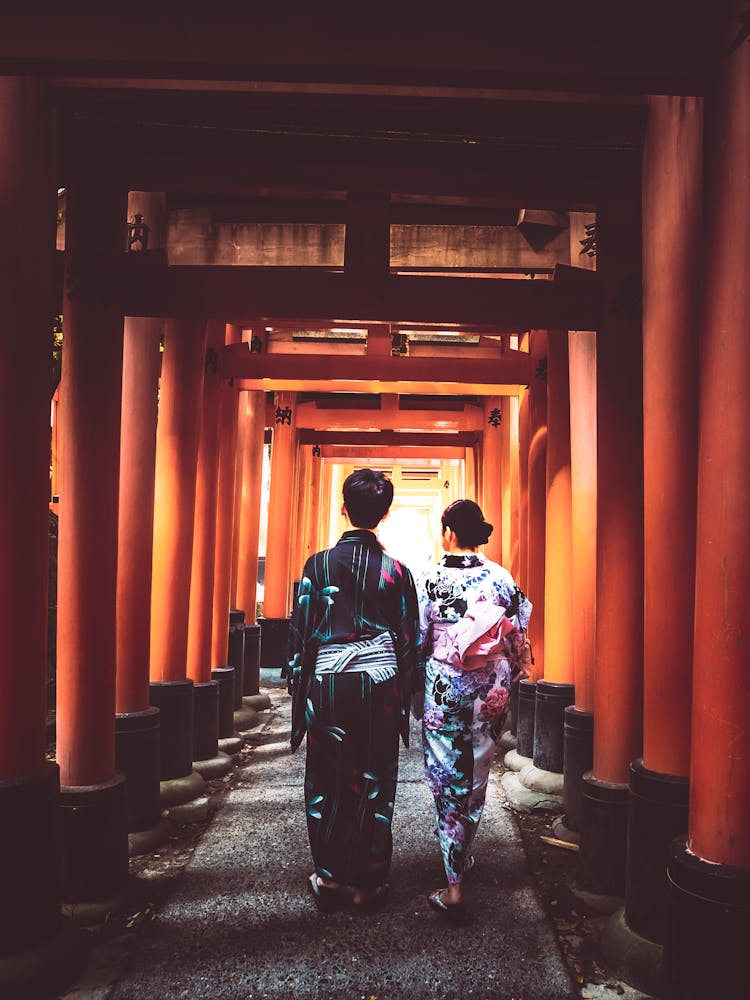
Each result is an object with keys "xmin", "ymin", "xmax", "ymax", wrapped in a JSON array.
[{"xmin": 70, "ymin": 688, "xmax": 579, "ymax": 1000}]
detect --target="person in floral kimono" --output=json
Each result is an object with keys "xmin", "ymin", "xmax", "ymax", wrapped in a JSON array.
[
  {"xmin": 417, "ymin": 499, "xmax": 532, "ymax": 922},
  {"xmin": 287, "ymin": 469, "xmax": 420, "ymax": 912}
]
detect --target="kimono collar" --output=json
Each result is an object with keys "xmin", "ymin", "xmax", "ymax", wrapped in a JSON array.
[
  {"xmin": 441, "ymin": 552, "xmax": 484, "ymax": 569},
  {"xmin": 337, "ymin": 529, "xmax": 383, "ymax": 549}
]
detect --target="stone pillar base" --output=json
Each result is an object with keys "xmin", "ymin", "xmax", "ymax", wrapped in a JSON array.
[
  {"xmin": 662, "ymin": 836, "xmax": 750, "ymax": 1000},
  {"xmin": 625, "ymin": 758, "xmax": 688, "ymax": 944},
  {"xmin": 601, "ymin": 905, "xmax": 662, "ymax": 998},
  {"xmin": 193, "ymin": 750, "xmax": 233, "ymax": 780},
  {"xmin": 159, "ymin": 768, "xmax": 206, "ymax": 808},
  {"xmin": 218, "ymin": 735, "xmax": 244, "ymax": 755},
  {"xmin": 0, "ymin": 917, "xmax": 85, "ymax": 1000},
  {"xmin": 211, "ymin": 666, "xmax": 235, "ymax": 739},
  {"xmin": 578, "ymin": 772, "xmax": 629, "ymax": 896},
  {"xmin": 243, "ymin": 622, "xmax": 261, "ymax": 696},
  {"xmin": 562, "ymin": 706, "xmax": 593, "ymax": 833},
  {"xmin": 503, "ymin": 749, "xmax": 531, "ymax": 772},
  {"xmin": 0, "ymin": 762, "xmax": 62, "ymax": 956},
  {"xmin": 500, "ymin": 769, "xmax": 563, "ymax": 812},
  {"xmin": 59, "ymin": 774, "xmax": 129, "ymax": 903},
  {"xmin": 234, "ymin": 706, "xmax": 261, "ymax": 731},
  {"xmin": 192, "ymin": 680, "xmax": 219, "ymax": 763},
  {"xmin": 533, "ymin": 680, "xmax": 575, "ymax": 773},
  {"xmin": 499, "ymin": 729, "xmax": 517, "ymax": 752},
  {"xmin": 516, "ymin": 679, "xmax": 536, "ymax": 758},
  {"xmin": 128, "ymin": 817, "xmax": 173, "ymax": 857},
  {"xmin": 149, "ymin": 679, "xmax": 194, "ymax": 780},
  {"xmin": 61, "ymin": 876, "xmax": 142, "ymax": 926},
  {"xmin": 115, "ymin": 706, "xmax": 161, "ymax": 833},
  {"xmin": 259, "ymin": 616, "xmax": 290, "ymax": 672},
  {"xmin": 518, "ymin": 761, "xmax": 564, "ymax": 796},
  {"xmin": 243, "ymin": 692, "xmax": 272, "ymax": 712}
]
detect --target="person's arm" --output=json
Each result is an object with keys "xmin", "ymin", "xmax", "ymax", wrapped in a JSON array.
[{"xmin": 286, "ymin": 557, "xmax": 315, "ymax": 694}]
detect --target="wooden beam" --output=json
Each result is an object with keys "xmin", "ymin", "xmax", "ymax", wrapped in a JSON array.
[
  {"xmin": 299, "ymin": 431, "xmax": 478, "ymax": 447},
  {"xmin": 321, "ymin": 446, "xmax": 466, "ymax": 461},
  {"xmin": 116, "ymin": 254, "xmax": 600, "ymax": 330},
  {"xmin": 295, "ymin": 401, "xmax": 484, "ymax": 432}
]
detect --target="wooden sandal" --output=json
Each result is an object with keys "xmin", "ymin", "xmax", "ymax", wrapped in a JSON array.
[
  {"xmin": 427, "ymin": 888, "xmax": 468, "ymax": 925},
  {"xmin": 307, "ymin": 873, "xmax": 348, "ymax": 912}
]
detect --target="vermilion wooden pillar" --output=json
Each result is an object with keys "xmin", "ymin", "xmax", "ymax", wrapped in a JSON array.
[
  {"xmin": 500, "ymin": 399, "xmax": 512, "ymax": 566},
  {"xmin": 230, "ymin": 385, "xmax": 249, "ymax": 608},
  {"xmin": 664, "ymin": 10, "xmax": 750, "ymax": 994},
  {"xmin": 615, "ymin": 97, "xmax": 701, "ymax": 964},
  {"xmin": 525, "ymin": 332, "xmax": 547, "ymax": 681},
  {"xmin": 236, "ymin": 389, "xmax": 266, "ymax": 696},
  {"xmin": 56, "ymin": 177, "xmax": 128, "ymax": 903},
  {"xmin": 186, "ymin": 320, "xmax": 224, "ymax": 765},
  {"xmin": 149, "ymin": 318, "xmax": 207, "ymax": 787},
  {"xmin": 532, "ymin": 330, "xmax": 574, "ymax": 777},
  {"xmin": 508, "ymin": 395, "xmax": 521, "ymax": 580},
  {"xmin": 0, "ymin": 79, "xmax": 83, "ymax": 990},
  {"xmin": 304, "ymin": 446, "xmax": 323, "ymax": 565},
  {"xmin": 482, "ymin": 396, "xmax": 503, "ymax": 565},
  {"xmin": 564, "ymin": 329, "xmax": 597, "ymax": 832},
  {"xmin": 260, "ymin": 391, "xmax": 297, "ymax": 670},
  {"xmin": 579, "ymin": 185, "xmax": 644, "ymax": 896},
  {"xmin": 115, "ymin": 317, "xmax": 162, "ymax": 835}
]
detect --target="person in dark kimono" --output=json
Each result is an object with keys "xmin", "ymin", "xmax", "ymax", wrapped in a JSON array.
[
  {"xmin": 287, "ymin": 468, "xmax": 420, "ymax": 911},
  {"xmin": 417, "ymin": 499, "xmax": 532, "ymax": 923}
]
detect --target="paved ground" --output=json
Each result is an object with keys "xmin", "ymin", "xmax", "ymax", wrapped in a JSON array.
[{"xmin": 77, "ymin": 683, "xmax": 576, "ymax": 1000}]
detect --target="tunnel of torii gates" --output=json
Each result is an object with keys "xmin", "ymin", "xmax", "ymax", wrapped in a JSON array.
[{"xmin": 2, "ymin": 15, "xmax": 750, "ymax": 998}]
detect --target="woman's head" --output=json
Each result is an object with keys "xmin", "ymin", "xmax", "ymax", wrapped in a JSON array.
[
  {"xmin": 342, "ymin": 468, "xmax": 394, "ymax": 529},
  {"xmin": 440, "ymin": 499, "xmax": 493, "ymax": 550}
]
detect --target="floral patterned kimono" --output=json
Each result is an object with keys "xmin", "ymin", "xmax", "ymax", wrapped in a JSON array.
[
  {"xmin": 288, "ymin": 529, "xmax": 420, "ymax": 889},
  {"xmin": 418, "ymin": 553, "xmax": 532, "ymax": 884}
]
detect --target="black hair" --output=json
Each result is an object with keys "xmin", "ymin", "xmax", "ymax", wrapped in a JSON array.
[
  {"xmin": 441, "ymin": 499, "xmax": 493, "ymax": 549},
  {"xmin": 343, "ymin": 468, "xmax": 394, "ymax": 529}
]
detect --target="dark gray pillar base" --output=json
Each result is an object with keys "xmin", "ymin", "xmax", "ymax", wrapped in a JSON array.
[
  {"xmin": 192, "ymin": 680, "xmax": 219, "ymax": 763},
  {"xmin": 228, "ymin": 609, "xmax": 246, "ymax": 708},
  {"xmin": 0, "ymin": 762, "xmax": 62, "ymax": 957},
  {"xmin": 149, "ymin": 678, "xmax": 194, "ymax": 781},
  {"xmin": 193, "ymin": 750, "xmax": 233, "ymax": 780},
  {"xmin": 509, "ymin": 678, "xmax": 519, "ymax": 736},
  {"xmin": 115, "ymin": 705, "xmax": 161, "ymax": 833},
  {"xmin": 234, "ymin": 706, "xmax": 261, "ymax": 731},
  {"xmin": 59, "ymin": 774, "xmax": 128, "ymax": 904},
  {"xmin": 662, "ymin": 836, "xmax": 750, "ymax": 1000},
  {"xmin": 159, "ymin": 768, "xmax": 206, "ymax": 808},
  {"xmin": 601, "ymin": 906, "xmax": 662, "ymax": 998},
  {"xmin": 167, "ymin": 794, "xmax": 210, "ymax": 825},
  {"xmin": 625, "ymin": 758, "xmax": 689, "ymax": 944},
  {"xmin": 243, "ymin": 622, "xmax": 261, "ymax": 696},
  {"xmin": 516, "ymin": 679, "xmax": 536, "ymax": 758},
  {"xmin": 243, "ymin": 692, "xmax": 272, "ymax": 712},
  {"xmin": 578, "ymin": 772, "xmax": 629, "ymax": 896},
  {"xmin": 61, "ymin": 875, "xmax": 142, "ymax": 926},
  {"xmin": 0, "ymin": 917, "xmax": 85, "ymax": 1000},
  {"xmin": 563, "ymin": 706, "xmax": 593, "ymax": 833},
  {"xmin": 211, "ymin": 666, "xmax": 235, "ymax": 739},
  {"xmin": 128, "ymin": 817, "xmax": 173, "ymax": 857},
  {"xmin": 533, "ymin": 680, "xmax": 575, "ymax": 773},
  {"xmin": 259, "ymin": 616, "xmax": 290, "ymax": 672},
  {"xmin": 551, "ymin": 814, "xmax": 580, "ymax": 846}
]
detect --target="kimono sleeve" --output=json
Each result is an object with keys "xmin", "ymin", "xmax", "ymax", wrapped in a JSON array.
[
  {"xmin": 394, "ymin": 563, "xmax": 423, "ymax": 693},
  {"xmin": 286, "ymin": 556, "xmax": 315, "ymax": 694}
]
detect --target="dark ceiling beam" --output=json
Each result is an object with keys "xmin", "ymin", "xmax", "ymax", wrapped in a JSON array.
[
  {"xmin": 114, "ymin": 254, "xmax": 599, "ymax": 330},
  {"xmin": 0, "ymin": 6, "xmax": 718, "ymax": 95},
  {"xmin": 298, "ymin": 431, "xmax": 478, "ymax": 447}
]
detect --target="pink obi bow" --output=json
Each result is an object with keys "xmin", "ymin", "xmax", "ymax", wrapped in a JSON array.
[{"xmin": 431, "ymin": 602, "xmax": 514, "ymax": 671}]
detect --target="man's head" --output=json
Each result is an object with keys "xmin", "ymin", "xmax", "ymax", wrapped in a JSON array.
[{"xmin": 342, "ymin": 468, "xmax": 394, "ymax": 529}]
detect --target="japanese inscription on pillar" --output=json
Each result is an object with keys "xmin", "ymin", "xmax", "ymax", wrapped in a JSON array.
[
  {"xmin": 487, "ymin": 407, "xmax": 502, "ymax": 428},
  {"xmin": 275, "ymin": 404, "xmax": 293, "ymax": 426}
]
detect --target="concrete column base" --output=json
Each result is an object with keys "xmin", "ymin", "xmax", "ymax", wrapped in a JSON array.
[
  {"xmin": 500, "ymin": 770, "xmax": 563, "ymax": 812},
  {"xmin": 61, "ymin": 876, "xmax": 142, "ymax": 926},
  {"xmin": 243, "ymin": 692, "xmax": 272, "ymax": 712},
  {"xmin": 115, "ymin": 706, "xmax": 161, "ymax": 833},
  {"xmin": 149, "ymin": 679, "xmax": 194, "ymax": 781},
  {"xmin": 243, "ymin": 623, "xmax": 261, "ymax": 696},
  {"xmin": 59, "ymin": 774, "xmax": 129, "ymax": 904},
  {"xmin": 662, "ymin": 836, "xmax": 750, "ymax": 1000},
  {"xmin": 159, "ymin": 768, "xmax": 206, "ymax": 808},
  {"xmin": 578, "ymin": 772, "xmax": 629, "ymax": 896},
  {"xmin": 234, "ymin": 706, "xmax": 260, "ymax": 731},
  {"xmin": 166, "ymin": 795, "xmax": 211, "ymax": 825},
  {"xmin": 192, "ymin": 680, "xmax": 219, "ymax": 763},
  {"xmin": 0, "ymin": 917, "xmax": 85, "ymax": 1000},
  {"xmin": 533, "ymin": 680, "xmax": 575, "ymax": 772},
  {"xmin": 601, "ymin": 905, "xmax": 662, "ymax": 998},
  {"xmin": 211, "ymin": 666, "xmax": 235, "ymax": 739},
  {"xmin": 551, "ymin": 814, "xmax": 580, "ymax": 846},
  {"xmin": 128, "ymin": 817, "xmax": 173, "ymax": 857},
  {"xmin": 259, "ymin": 616, "xmax": 290, "ymax": 672},
  {"xmin": 503, "ymin": 748, "xmax": 531, "ymax": 772},
  {"xmin": 0, "ymin": 762, "xmax": 62, "ymax": 957},
  {"xmin": 193, "ymin": 750, "xmax": 233, "ymax": 780},
  {"xmin": 562, "ymin": 706, "xmax": 593, "ymax": 833},
  {"xmin": 218, "ymin": 735, "xmax": 244, "ymax": 755},
  {"xmin": 625, "ymin": 758, "xmax": 688, "ymax": 945}
]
